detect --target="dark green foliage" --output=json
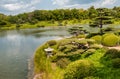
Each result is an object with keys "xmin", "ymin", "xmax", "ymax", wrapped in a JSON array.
[
  {"xmin": 56, "ymin": 58, "xmax": 71, "ymax": 68},
  {"xmin": 67, "ymin": 53, "xmax": 81, "ymax": 61},
  {"xmin": 112, "ymin": 58, "xmax": 120, "ymax": 68},
  {"xmin": 86, "ymin": 33, "xmax": 99, "ymax": 38},
  {"xmin": 104, "ymin": 27, "xmax": 114, "ymax": 32},
  {"xmin": 104, "ymin": 49, "xmax": 120, "ymax": 59},
  {"xmin": 64, "ymin": 60, "xmax": 96, "ymax": 79},
  {"xmin": 47, "ymin": 40, "xmax": 57, "ymax": 46}
]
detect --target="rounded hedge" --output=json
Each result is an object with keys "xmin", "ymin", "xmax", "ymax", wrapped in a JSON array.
[
  {"xmin": 64, "ymin": 60, "xmax": 96, "ymax": 79},
  {"xmin": 56, "ymin": 58, "xmax": 71, "ymax": 68},
  {"xmin": 104, "ymin": 49, "xmax": 120, "ymax": 59},
  {"xmin": 47, "ymin": 40, "xmax": 57, "ymax": 46},
  {"xmin": 112, "ymin": 58, "xmax": 120, "ymax": 68},
  {"xmin": 91, "ymin": 35, "xmax": 102, "ymax": 44},
  {"xmin": 102, "ymin": 34, "xmax": 119, "ymax": 46}
]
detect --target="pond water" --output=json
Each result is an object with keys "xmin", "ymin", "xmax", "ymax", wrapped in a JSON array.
[{"xmin": 0, "ymin": 27, "xmax": 70, "ymax": 79}]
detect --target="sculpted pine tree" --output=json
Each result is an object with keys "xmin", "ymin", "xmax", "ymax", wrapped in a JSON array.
[{"xmin": 89, "ymin": 8, "xmax": 113, "ymax": 34}]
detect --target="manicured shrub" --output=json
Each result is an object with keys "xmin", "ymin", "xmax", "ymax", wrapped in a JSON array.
[
  {"xmin": 47, "ymin": 40, "xmax": 57, "ymax": 46},
  {"xmin": 102, "ymin": 34, "xmax": 119, "ymax": 46},
  {"xmin": 102, "ymin": 33, "xmax": 114, "ymax": 39},
  {"xmin": 56, "ymin": 58, "xmax": 71, "ymax": 68},
  {"xmin": 63, "ymin": 45, "xmax": 77, "ymax": 53},
  {"xmin": 103, "ymin": 49, "xmax": 120, "ymax": 59},
  {"xmin": 86, "ymin": 39, "xmax": 96, "ymax": 45},
  {"xmin": 67, "ymin": 53, "xmax": 81, "ymax": 61},
  {"xmin": 89, "ymin": 44, "xmax": 102, "ymax": 49},
  {"xmin": 58, "ymin": 46, "xmax": 67, "ymax": 51},
  {"xmin": 78, "ymin": 39, "xmax": 88, "ymax": 45},
  {"xmin": 64, "ymin": 60, "xmax": 96, "ymax": 79},
  {"xmin": 84, "ymin": 76, "xmax": 100, "ymax": 79},
  {"xmin": 84, "ymin": 49, "xmax": 96, "ymax": 58},
  {"xmin": 112, "ymin": 58, "xmax": 120, "ymax": 68},
  {"xmin": 77, "ymin": 34, "xmax": 86, "ymax": 38},
  {"xmin": 91, "ymin": 35, "xmax": 102, "ymax": 44}
]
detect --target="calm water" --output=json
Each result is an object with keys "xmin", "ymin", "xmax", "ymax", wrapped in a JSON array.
[{"xmin": 0, "ymin": 27, "xmax": 70, "ymax": 79}]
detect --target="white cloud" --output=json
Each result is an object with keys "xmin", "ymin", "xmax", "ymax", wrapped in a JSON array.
[
  {"xmin": 3, "ymin": 3, "xmax": 23, "ymax": 11},
  {"xmin": 52, "ymin": 0, "xmax": 69, "ymax": 6},
  {"xmin": 101, "ymin": 0, "xmax": 116, "ymax": 6},
  {"xmin": 0, "ymin": 0, "xmax": 41, "ymax": 11},
  {"xmin": 55, "ymin": 0, "xmax": 118, "ymax": 9}
]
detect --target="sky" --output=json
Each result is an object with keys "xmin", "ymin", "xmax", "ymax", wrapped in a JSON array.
[{"xmin": 0, "ymin": 0, "xmax": 120, "ymax": 15}]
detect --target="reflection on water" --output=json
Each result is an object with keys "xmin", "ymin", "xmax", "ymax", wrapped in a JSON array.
[{"xmin": 0, "ymin": 27, "xmax": 70, "ymax": 79}]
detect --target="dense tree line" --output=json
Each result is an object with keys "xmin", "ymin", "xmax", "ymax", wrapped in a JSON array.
[{"xmin": 0, "ymin": 6, "xmax": 120, "ymax": 27}]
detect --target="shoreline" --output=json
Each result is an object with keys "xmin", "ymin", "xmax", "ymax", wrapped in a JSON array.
[
  {"xmin": 27, "ymin": 36, "xmax": 71, "ymax": 79},
  {"xmin": 27, "ymin": 57, "xmax": 34, "ymax": 79}
]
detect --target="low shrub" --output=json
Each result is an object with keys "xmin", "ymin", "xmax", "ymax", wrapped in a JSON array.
[
  {"xmin": 84, "ymin": 49, "xmax": 96, "ymax": 58},
  {"xmin": 77, "ymin": 34, "xmax": 86, "ymax": 38},
  {"xmin": 102, "ymin": 33, "xmax": 115, "ymax": 39},
  {"xmin": 89, "ymin": 44, "xmax": 102, "ymax": 49},
  {"xmin": 91, "ymin": 35, "xmax": 102, "ymax": 44},
  {"xmin": 84, "ymin": 76, "xmax": 100, "ymax": 79},
  {"xmin": 112, "ymin": 58, "xmax": 120, "ymax": 68},
  {"xmin": 103, "ymin": 49, "xmax": 120, "ymax": 59},
  {"xmin": 58, "ymin": 46, "xmax": 67, "ymax": 51},
  {"xmin": 64, "ymin": 60, "xmax": 96, "ymax": 79},
  {"xmin": 47, "ymin": 40, "xmax": 57, "ymax": 46},
  {"xmin": 56, "ymin": 58, "xmax": 71, "ymax": 68},
  {"xmin": 86, "ymin": 39, "xmax": 96, "ymax": 45},
  {"xmin": 63, "ymin": 45, "xmax": 77, "ymax": 53},
  {"xmin": 78, "ymin": 39, "xmax": 88, "ymax": 45},
  {"xmin": 102, "ymin": 34, "xmax": 119, "ymax": 46},
  {"xmin": 67, "ymin": 53, "xmax": 81, "ymax": 61}
]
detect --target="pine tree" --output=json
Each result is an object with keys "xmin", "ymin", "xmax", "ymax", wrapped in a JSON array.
[{"xmin": 89, "ymin": 8, "xmax": 113, "ymax": 34}]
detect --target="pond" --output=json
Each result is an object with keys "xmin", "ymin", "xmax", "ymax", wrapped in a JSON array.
[{"xmin": 0, "ymin": 26, "xmax": 70, "ymax": 79}]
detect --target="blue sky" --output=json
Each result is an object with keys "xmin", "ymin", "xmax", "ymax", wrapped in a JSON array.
[{"xmin": 0, "ymin": 0, "xmax": 120, "ymax": 15}]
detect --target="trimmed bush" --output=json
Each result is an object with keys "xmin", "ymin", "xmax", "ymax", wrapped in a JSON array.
[
  {"xmin": 58, "ymin": 46, "xmax": 67, "ymax": 51},
  {"xmin": 103, "ymin": 49, "xmax": 120, "ymax": 59},
  {"xmin": 47, "ymin": 40, "xmax": 57, "ymax": 46},
  {"xmin": 56, "ymin": 58, "xmax": 71, "ymax": 68},
  {"xmin": 84, "ymin": 49, "xmax": 96, "ymax": 58},
  {"xmin": 87, "ymin": 39, "xmax": 96, "ymax": 45},
  {"xmin": 84, "ymin": 76, "xmax": 100, "ymax": 79},
  {"xmin": 77, "ymin": 34, "xmax": 86, "ymax": 38},
  {"xmin": 91, "ymin": 35, "xmax": 102, "ymax": 44},
  {"xmin": 89, "ymin": 44, "xmax": 102, "ymax": 49},
  {"xmin": 102, "ymin": 34, "xmax": 119, "ymax": 46},
  {"xmin": 63, "ymin": 45, "xmax": 77, "ymax": 53},
  {"xmin": 102, "ymin": 33, "xmax": 115, "ymax": 39},
  {"xmin": 64, "ymin": 60, "xmax": 96, "ymax": 79},
  {"xmin": 112, "ymin": 58, "xmax": 120, "ymax": 68}
]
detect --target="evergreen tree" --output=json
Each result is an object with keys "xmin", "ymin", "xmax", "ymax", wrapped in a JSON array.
[{"xmin": 89, "ymin": 8, "xmax": 113, "ymax": 34}]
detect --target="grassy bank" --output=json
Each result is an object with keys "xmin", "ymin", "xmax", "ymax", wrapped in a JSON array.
[{"xmin": 1, "ymin": 19, "xmax": 120, "ymax": 30}]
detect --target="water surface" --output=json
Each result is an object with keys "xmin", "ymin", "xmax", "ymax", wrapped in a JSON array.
[{"xmin": 0, "ymin": 27, "xmax": 70, "ymax": 79}]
